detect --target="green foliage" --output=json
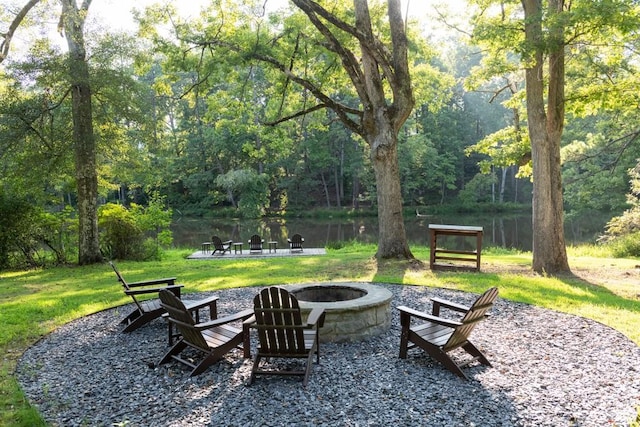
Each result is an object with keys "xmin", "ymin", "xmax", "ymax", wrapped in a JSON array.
[
  {"xmin": 602, "ymin": 162, "xmax": 640, "ymax": 243},
  {"xmin": 132, "ymin": 194, "xmax": 174, "ymax": 259},
  {"xmin": 631, "ymin": 407, "xmax": 640, "ymax": 427},
  {"xmin": 38, "ymin": 206, "xmax": 78, "ymax": 265},
  {"xmin": 98, "ymin": 203, "xmax": 144, "ymax": 260},
  {"xmin": 0, "ymin": 193, "xmax": 77, "ymax": 269},
  {"xmin": 606, "ymin": 231, "xmax": 640, "ymax": 258},
  {"xmin": 562, "ymin": 123, "xmax": 639, "ymax": 214},
  {"xmin": 457, "ymin": 173, "xmax": 497, "ymax": 206},
  {"xmin": 98, "ymin": 198, "xmax": 173, "ymax": 261},
  {"xmin": 467, "ymin": 0, "xmax": 640, "ymax": 219},
  {"xmin": 466, "ymin": 126, "xmax": 530, "ymax": 174},
  {"xmin": 0, "ymin": 194, "xmax": 40, "ymax": 270},
  {"xmin": 216, "ymin": 169, "xmax": 269, "ymax": 218}
]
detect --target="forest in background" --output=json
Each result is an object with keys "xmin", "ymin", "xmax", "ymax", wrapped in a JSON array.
[{"xmin": 1, "ymin": 0, "xmax": 639, "ymax": 267}]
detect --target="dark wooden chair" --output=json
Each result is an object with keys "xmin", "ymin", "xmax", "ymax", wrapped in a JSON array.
[
  {"xmin": 110, "ymin": 261, "xmax": 184, "ymax": 333},
  {"xmin": 287, "ymin": 234, "xmax": 304, "ymax": 252},
  {"xmin": 247, "ymin": 286, "xmax": 325, "ymax": 387},
  {"xmin": 211, "ymin": 236, "xmax": 232, "ymax": 255},
  {"xmin": 397, "ymin": 287, "xmax": 499, "ymax": 380},
  {"xmin": 158, "ymin": 290, "xmax": 253, "ymax": 376},
  {"xmin": 248, "ymin": 234, "xmax": 264, "ymax": 253},
  {"xmin": 110, "ymin": 262, "xmax": 219, "ymax": 342}
]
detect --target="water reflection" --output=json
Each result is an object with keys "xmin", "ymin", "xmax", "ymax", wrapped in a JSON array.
[{"xmin": 171, "ymin": 212, "xmax": 610, "ymax": 252}]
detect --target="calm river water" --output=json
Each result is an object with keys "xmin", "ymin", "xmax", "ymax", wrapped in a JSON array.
[{"xmin": 171, "ymin": 211, "xmax": 611, "ymax": 252}]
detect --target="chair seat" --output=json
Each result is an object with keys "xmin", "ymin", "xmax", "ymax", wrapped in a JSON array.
[
  {"xmin": 202, "ymin": 324, "xmax": 243, "ymax": 349},
  {"xmin": 411, "ymin": 322, "xmax": 454, "ymax": 347},
  {"xmin": 255, "ymin": 330, "xmax": 317, "ymax": 357}
]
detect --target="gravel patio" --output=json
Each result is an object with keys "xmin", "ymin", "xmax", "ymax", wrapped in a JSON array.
[{"xmin": 16, "ymin": 284, "xmax": 640, "ymax": 426}]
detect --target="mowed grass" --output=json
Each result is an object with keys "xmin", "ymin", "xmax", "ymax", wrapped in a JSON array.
[{"xmin": 1, "ymin": 244, "xmax": 639, "ymax": 425}]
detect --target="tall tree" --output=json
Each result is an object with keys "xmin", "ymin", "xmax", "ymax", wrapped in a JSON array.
[
  {"xmin": 522, "ymin": 0, "xmax": 570, "ymax": 273},
  {"xmin": 0, "ymin": 0, "xmax": 101, "ymax": 264},
  {"xmin": 291, "ymin": 0, "xmax": 415, "ymax": 258},
  {"xmin": 469, "ymin": 0, "xmax": 639, "ymax": 274}
]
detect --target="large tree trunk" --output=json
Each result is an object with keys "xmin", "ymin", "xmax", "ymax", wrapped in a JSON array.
[
  {"xmin": 356, "ymin": 0, "xmax": 413, "ymax": 259},
  {"xmin": 371, "ymin": 131, "xmax": 411, "ymax": 258},
  {"xmin": 522, "ymin": 0, "xmax": 570, "ymax": 274},
  {"xmin": 61, "ymin": 0, "xmax": 102, "ymax": 265}
]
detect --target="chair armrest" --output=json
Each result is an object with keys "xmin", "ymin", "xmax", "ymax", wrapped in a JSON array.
[
  {"xmin": 196, "ymin": 309, "xmax": 254, "ymax": 330},
  {"xmin": 430, "ymin": 297, "xmax": 470, "ymax": 313},
  {"xmin": 306, "ymin": 308, "xmax": 326, "ymax": 328},
  {"xmin": 397, "ymin": 305, "xmax": 461, "ymax": 328},
  {"xmin": 125, "ymin": 284, "xmax": 183, "ymax": 296},
  {"xmin": 127, "ymin": 277, "xmax": 178, "ymax": 287},
  {"xmin": 243, "ymin": 314, "xmax": 256, "ymax": 326},
  {"xmin": 183, "ymin": 295, "xmax": 219, "ymax": 309}
]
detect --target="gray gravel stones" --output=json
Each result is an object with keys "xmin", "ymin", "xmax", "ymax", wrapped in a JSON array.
[{"xmin": 16, "ymin": 284, "xmax": 640, "ymax": 426}]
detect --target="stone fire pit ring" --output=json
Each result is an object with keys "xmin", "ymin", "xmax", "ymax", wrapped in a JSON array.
[{"xmin": 286, "ymin": 282, "xmax": 393, "ymax": 343}]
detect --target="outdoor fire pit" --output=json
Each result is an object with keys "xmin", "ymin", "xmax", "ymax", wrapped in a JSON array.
[{"xmin": 288, "ymin": 282, "xmax": 392, "ymax": 343}]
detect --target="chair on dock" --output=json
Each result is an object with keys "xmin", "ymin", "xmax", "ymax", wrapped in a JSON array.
[
  {"xmin": 287, "ymin": 234, "xmax": 304, "ymax": 252},
  {"xmin": 211, "ymin": 236, "xmax": 232, "ymax": 255},
  {"xmin": 247, "ymin": 286, "xmax": 325, "ymax": 387},
  {"xmin": 248, "ymin": 234, "xmax": 264, "ymax": 253},
  {"xmin": 397, "ymin": 287, "xmax": 499, "ymax": 380}
]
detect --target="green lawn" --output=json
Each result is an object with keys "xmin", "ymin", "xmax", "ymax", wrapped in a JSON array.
[{"xmin": 1, "ymin": 244, "xmax": 639, "ymax": 425}]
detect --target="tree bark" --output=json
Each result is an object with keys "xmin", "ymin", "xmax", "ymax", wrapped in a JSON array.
[
  {"xmin": 358, "ymin": 0, "xmax": 413, "ymax": 259},
  {"xmin": 522, "ymin": 0, "xmax": 570, "ymax": 274},
  {"xmin": 61, "ymin": 0, "xmax": 102, "ymax": 264}
]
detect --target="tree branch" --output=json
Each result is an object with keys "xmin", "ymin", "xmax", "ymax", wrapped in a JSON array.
[
  {"xmin": 0, "ymin": 0, "xmax": 42, "ymax": 63},
  {"xmin": 263, "ymin": 103, "xmax": 327, "ymax": 126},
  {"xmin": 291, "ymin": 0, "xmax": 368, "ymax": 104}
]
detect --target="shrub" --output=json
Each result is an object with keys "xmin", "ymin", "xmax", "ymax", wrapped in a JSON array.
[
  {"xmin": 98, "ymin": 196, "xmax": 173, "ymax": 261},
  {"xmin": 98, "ymin": 203, "xmax": 145, "ymax": 260},
  {"xmin": 0, "ymin": 194, "xmax": 40, "ymax": 269},
  {"xmin": 607, "ymin": 231, "xmax": 640, "ymax": 258},
  {"xmin": 39, "ymin": 207, "xmax": 78, "ymax": 265}
]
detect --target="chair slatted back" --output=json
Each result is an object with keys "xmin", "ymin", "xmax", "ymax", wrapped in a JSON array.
[
  {"xmin": 444, "ymin": 287, "xmax": 499, "ymax": 350},
  {"xmin": 212, "ymin": 236, "xmax": 225, "ymax": 251},
  {"xmin": 159, "ymin": 290, "xmax": 209, "ymax": 350},
  {"xmin": 253, "ymin": 287, "xmax": 307, "ymax": 355},
  {"xmin": 249, "ymin": 235, "xmax": 263, "ymax": 251},
  {"xmin": 289, "ymin": 234, "xmax": 303, "ymax": 250},
  {"xmin": 110, "ymin": 261, "xmax": 144, "ymax": 313}
]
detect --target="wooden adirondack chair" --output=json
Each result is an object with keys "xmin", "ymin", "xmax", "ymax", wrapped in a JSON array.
[
  {"xmin": 158, "ymin": 290, "xmax": 253, "ymax": 376},
  {"xmin": 397, "ymin": 287, "xmax": 499, "ymax": 380},
  {"xmin": 211, "ymin": 236, "xmax": 232, "ymax": 255},
  {"xmin": 248, "ymin": 287, "xmax": 325, "ymax": 387},
  {"xmin": 287, "ymin": 234, "xmax": 304, "ymax": 252},
  {"xmin": 111, "ymin": 262, "xmax": 219, "ymax": 342},
  {"xmin": 110, "ymin": 261, "xmax": 184, "ymax": 333},
  {"xmin": 248, "ymin": 234, "xmax": 264, "ymax": 253}
]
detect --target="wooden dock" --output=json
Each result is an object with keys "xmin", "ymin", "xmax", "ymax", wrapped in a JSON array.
[{"xmin": 187, "ymin": 247, "xmax": 326, "ymax": 260}]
